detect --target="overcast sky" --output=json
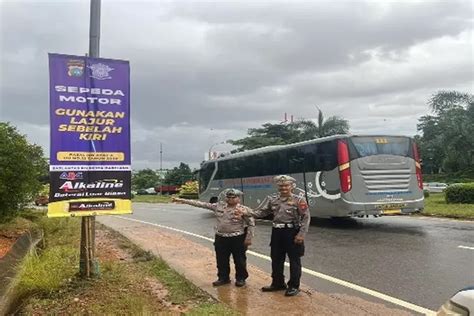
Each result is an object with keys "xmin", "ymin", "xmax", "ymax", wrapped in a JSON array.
[{"xmin": 1, "ymin": 0, "xmax": 472, "ymax": 170}]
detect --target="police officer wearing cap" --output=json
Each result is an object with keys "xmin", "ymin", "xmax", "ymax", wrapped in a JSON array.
[
  {"xmin": 172, "ymin": 188, "xmax": 254, "ymax": 287},
  {"xmin": 249, "ymin": 175, "xmax": 310, "ymax": 296}
]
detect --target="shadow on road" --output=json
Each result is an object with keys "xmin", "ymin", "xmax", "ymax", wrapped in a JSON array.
[{"xmin": 309, "ymin": 217, "xmax": 426, "ymax": 236}]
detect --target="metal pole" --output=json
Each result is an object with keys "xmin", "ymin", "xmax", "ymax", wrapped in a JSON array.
[
  {"xmin": 80, "ymin": 0, "xmax": 101, "ymax": 278},
  {"xmin": 160, "ymin": 143, "xmax": 163, "ymax": 195},
  {"xmin": 160, "ymin": 143, "xmax": 163, "ymax": 172},
  {"xmin": 85, "ymin": 217, "xmax": 90, "ymax": 278},
  {"xmin": 89, "ymin": 0, "xmax": 101, "ymax": 58}
]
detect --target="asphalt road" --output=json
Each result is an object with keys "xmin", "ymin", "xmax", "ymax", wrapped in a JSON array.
[{"xmin": 121, "ymin": 203, "xmax": 474, "ymax": 311}]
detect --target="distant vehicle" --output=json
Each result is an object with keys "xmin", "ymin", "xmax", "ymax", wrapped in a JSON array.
[
  {"xmin": 198, "ymin": 135, "xmax": 424, "ymax": 218},
  {"xmin": 34, "ymin": 195, "xmax": 49, "ymax": 206},
  {"xmin": 136, "ymin": 188, "xmax": 156, "ymax": 195},
  {"xmin": 145, "ymin": 187, "xmax": 157, "ymax": 195},
  {"xmin": 423, "ymin": 182, "xmax": 448, "ymax": 193},
  {"xmin": 437, "ymin": 286, "xmax": 474, "ymax": 315},
  {"xmin": 154, "ymin": 185, "xmax": 180, "ymax": 195}
]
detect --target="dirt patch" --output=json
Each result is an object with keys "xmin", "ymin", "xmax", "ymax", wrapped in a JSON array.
[
  {"xmin": 95, "ymin": 228, "xmax": 134, "ymax": 262},
  {"xmin": 0, "ymin": 236, "xmax": 16, "ymax": 258},
  {"xmin": 0, "ymin": 228, "xmax": 28, "ymax": 259}
]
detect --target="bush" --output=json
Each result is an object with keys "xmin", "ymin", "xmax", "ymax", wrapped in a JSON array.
[
  {"xmin": 423, "ymin": 190, "xmax": 430, "ymax": 198},
  {"xmin": 179, "ymin": 193, "xmax": 199, "ymax": 200},
  {"xmin": 178, "ymin": 181, "xmax": 198, "ymax": 199},
  {"xmin": 0, "ymin": 123, "xmax": 48, "ymax": 222},
  {"xmin": 445, "ymin": 183, "xmax": 474, "ymax": 204}
]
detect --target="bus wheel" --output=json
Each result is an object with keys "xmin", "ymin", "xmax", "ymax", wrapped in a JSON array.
[{"xmin": 209, "ymin": 197, "xmax": 218, "ymax": 203}]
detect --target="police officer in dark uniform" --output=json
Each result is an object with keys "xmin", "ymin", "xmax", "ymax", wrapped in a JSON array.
[
  {"xmin": 173, "ymin": 188, "xmax": 254, "ymax": 287},
  {"xmin": 249, "ymin": 175, "xmax": 310, "ymax": 296}
]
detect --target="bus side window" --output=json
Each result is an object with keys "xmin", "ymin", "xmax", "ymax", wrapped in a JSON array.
[
  {"xmin": 288, "ymin": 148, "xmax": 304, "ymax": 174},
  {"xmin": 303, "ymin": 143, "xmax": 317, "ymax": 171},
  {"xmin": 263, "ymin": 150, "xmax": 288, "ymax": 175},
  {"xmin": 319, "ymin": 141, "xmax": 337, "ymax": 171}
]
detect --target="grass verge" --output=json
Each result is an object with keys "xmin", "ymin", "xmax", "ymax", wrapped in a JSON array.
[
  {"xmin": 422, "ymin": 193, "xmax": 474, "ymax": 220},
  {"xmin": 13, "ymin": 211, "xmax": 236, "ymax": 315},
  {"xmin": 0, "ymin": 208, "xmax": 45, "ymax": 237},
  {"xmin": 132, "ymin": 194, "xmax": 173, "ymax": 203}
]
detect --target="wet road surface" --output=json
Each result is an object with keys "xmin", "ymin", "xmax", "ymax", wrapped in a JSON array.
[{"xmin": 121, "ymin": 203, "xmax": 474, "ymax": 311}]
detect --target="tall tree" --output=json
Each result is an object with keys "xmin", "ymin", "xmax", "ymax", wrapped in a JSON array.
[
  {"xmin": 0, "ymin": 122, "xmax": 48, "ymax": 222},
  {"xmin": 132, "ymin": 168, "xmax": 161, "ymax": 190},
  {"xmin": 228, "ymin": 123, "xmax": 302, "ymax": 151},
  {"xmin": 417, "ymin": 90, "xmax": 473, "ymax": 174},
  {"xmin": 164, "ymin": 162, "xmax": 194, "ymax": 186},
  {"xmin": 229, "ymin": 107, "xmax": 349, "ymax": 151},
  {"xmin": 428, "ymin": 90, "xmax": 473, "ymax": 113},
  {"xmin": 295, "ymin": 107, "xmax": 349, "ymax": 139}
]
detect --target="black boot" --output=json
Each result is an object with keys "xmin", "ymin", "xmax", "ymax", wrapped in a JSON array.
[
  {"xmin": 284, "ymin": 287, "xmax": 300, "ymax": 296},
  {"xmin": 212, "ymin": 279, "xmax": 231, "ymax": 286},
  {"xmin": 235, "ymin": 279, "xmax": 246, "ymax": 287},
  {"xmin": 261, "ymin": 284, "xmax": 287, "ymax": 292}
]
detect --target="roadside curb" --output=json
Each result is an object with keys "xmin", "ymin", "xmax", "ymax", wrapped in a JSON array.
[{"xmin": 0, "ymin": 229, "xmax": 43, "ymax": 315}]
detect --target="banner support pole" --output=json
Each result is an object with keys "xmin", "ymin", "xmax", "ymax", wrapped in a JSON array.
[{"xmin": 80, "ymin": 0, "xmax": 101, "ymax": 279}]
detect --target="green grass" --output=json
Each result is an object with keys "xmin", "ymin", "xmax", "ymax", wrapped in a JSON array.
[
  {"xmin": 16, "ymin": 215, "xmax": 81, "ymax": 299},
  {"xmin": 17, "ymin": 246, "xmax": 79, "ymax": 296},
  {"xmin": 423, "ymin": 193, "xmax": 474, "ymax": 219},
  {"xmin": 0, "ymin": 209, "xmax": 42, "ymax": 233},
  {"xmin": 144, "ymin": 258, "xmax": 237, "ymax": 314},
  {"xmin": 145, "ymin": 258, "xmax": 208, "ymax": 305},
  {"xmin": 15, "ymin": 214, "xmax": 235, "ymax": 314},
  {"xmin": 132, "ymin": 194, "xmax": 173, "ymax": 203}
]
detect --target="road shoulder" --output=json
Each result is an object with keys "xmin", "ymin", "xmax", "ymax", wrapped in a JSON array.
[{"xmin": 98, "ymin": 215, "xmax": 414, "ymax": 315}]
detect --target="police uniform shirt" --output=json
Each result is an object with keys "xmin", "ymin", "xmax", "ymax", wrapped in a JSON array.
[
  {"xmin": 181, "ymin": 200, "xmax": 255, "ymax": 240},
  {"xmin": 252, "ymin": 193, "xmax": 310, "ymax": 238}
]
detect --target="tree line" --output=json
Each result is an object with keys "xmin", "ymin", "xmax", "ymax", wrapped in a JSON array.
[{"xmin": 132, "ymin": 163, "xmax": 194, "ymax": 191}]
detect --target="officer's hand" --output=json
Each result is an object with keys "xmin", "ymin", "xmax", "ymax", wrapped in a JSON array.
[
  {"xmin": 294, "ymin": 235, "xmax": 304, "ymax": 244},
  {"xmin": 235, "ymin": 205, "xmax": 249, "ymax": 216},
  {"xmin": 244, "ymin": 239, "xmax": 252, "ymax": 246},
  {"xmin": 234, "ymin": 206, "xmax": 245, "ymax": 216}
]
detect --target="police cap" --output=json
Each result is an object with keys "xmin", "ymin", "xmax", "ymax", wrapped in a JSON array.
[
  {"xmin": 273, "ymin": 175, "xmax": 296, "ymax": 185},
  {"xmin": 225, "ymin": 188, "xmax": 243, "ymax": 197}
]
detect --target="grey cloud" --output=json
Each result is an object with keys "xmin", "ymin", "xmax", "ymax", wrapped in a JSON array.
[
  {"xmin": 173, "ymin": 1, "xmax": 472, "ymax": 70},
  {"xmin": 1, "ymin": 0, "xmax": 472, "ymax": 170}
]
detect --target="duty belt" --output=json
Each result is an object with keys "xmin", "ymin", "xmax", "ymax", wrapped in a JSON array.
[
  {"xmin": 273, "ymin": 223, "xmax": 295, "ymax": 228},
  {"xmin": 216, "ymin": 231, "xmax": 245, "ymax": 237}
]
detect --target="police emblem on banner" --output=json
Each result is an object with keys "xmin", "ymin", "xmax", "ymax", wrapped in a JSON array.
[
  {"xmin": 88, "ymin": 63, "xmax": 114, "ymax": 80},
  {"xmin": 67, "ymin": 59, "xmax": 84, "ymax": 77}
]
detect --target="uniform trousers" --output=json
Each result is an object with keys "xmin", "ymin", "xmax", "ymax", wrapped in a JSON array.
[
  {"xmin": 214, "ymin": 233, "xmax": 248, "ymax": 281},
  {"xmin": 270, "ymin": 227, "xmax": 304, "ymax": 289}
]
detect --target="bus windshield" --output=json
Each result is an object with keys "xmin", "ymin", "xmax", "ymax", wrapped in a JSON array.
[{"xmin": 350, "ymin": 136, "xmax": 411, "ymax": 158}]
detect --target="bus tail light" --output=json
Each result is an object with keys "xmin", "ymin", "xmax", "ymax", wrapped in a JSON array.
[
  {"xmin": 337, "ymin": 140, "xmax": 352, "ymax": 193},
  {"xmin": 412, "ymin": 142, "xmax": 423, "ymax": 190}
]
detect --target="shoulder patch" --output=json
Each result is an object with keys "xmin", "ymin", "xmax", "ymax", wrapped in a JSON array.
[{"xmin": 298, "ymin": 200, "xmax": 308, "ymax": 211}]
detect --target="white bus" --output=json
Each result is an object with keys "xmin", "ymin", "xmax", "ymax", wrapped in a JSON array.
[{"xmin": 198, "ymin": 135, "xmax": 424, "ymax": 218}]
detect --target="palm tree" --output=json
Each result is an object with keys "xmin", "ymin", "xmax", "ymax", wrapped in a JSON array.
[{"xmin": 295, "ymin": 107, "xmax": 349, "ymax": 140}]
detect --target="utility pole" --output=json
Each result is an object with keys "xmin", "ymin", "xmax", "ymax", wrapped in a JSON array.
[
  {"xmin": 160, "ymin": 143, "xmax": 163, "ymax": 195},
  {"xmin": 80, "ymin": 0, "xmax": 101, "ymax": 278}
]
